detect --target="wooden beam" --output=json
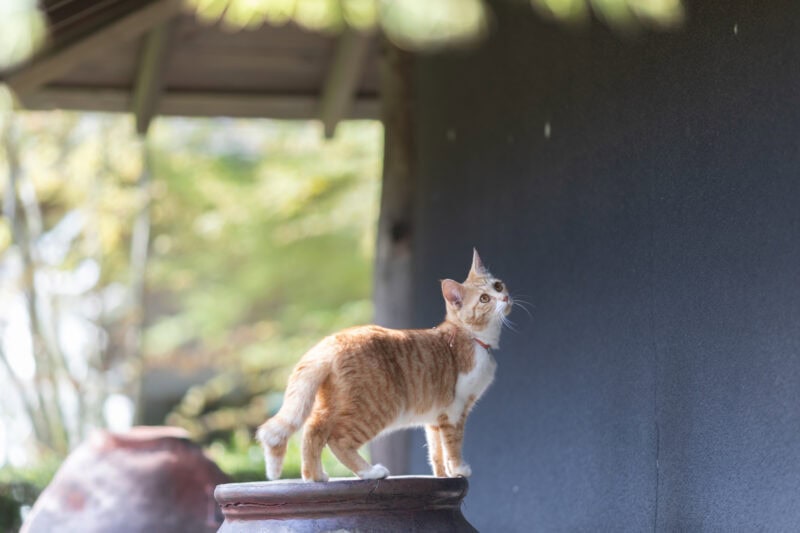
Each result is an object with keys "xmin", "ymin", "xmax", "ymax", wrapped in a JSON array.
[
  {"xmin": 161, "ymin": 92, "xmax": 325, "ymax": 119},
  {"xmin": 3, "ymin": 0, "xmax": 183, "ymax": 95},
  {"xmin": 318, "ymin": 30, "xmax": 373, "ymax": 138},
  {"xmin": 131, "ymin": 20, "xmax": 175, "ymax": 135},
  {"xmin": 20, "ymin": 88, "xmax": 131, "ymax": 113},
  {"xmin": 19, "ymin": 88, "xmax": 381, "ymax": 120},
  {"xmin": 164, "ymin": 92, "xmax": 380, "ymax": 119}
]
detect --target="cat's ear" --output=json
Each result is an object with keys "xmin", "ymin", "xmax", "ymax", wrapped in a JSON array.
[
  {"xmin": 469, "ymin": 248, "xmax": 488, "ymax": 279},
  {"xmin": 441, "ymin": 279, "xmax": 464, "ymax": 309}
]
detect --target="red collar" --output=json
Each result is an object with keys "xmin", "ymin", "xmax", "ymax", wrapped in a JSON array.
[{"xmin": 473, "ymin": 338, "xmax": 492, "ymax": 350}]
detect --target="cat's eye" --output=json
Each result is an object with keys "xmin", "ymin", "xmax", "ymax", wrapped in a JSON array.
[
  {"xmin": 480, "ymin": 294, "xmax": 490, "ymax": 303},
  {"xmin": 493, "ymin": 281, "xmax": 504, "ymax": 292}
]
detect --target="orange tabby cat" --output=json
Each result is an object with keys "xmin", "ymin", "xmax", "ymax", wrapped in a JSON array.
[{"xmin": 256, "ymin": 249, "xmax": 512, "ymax": 481}]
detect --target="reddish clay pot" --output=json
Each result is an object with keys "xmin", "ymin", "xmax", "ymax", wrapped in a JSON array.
[
  {"xmin": 215, "ymin": 476, "xmax": 478, "ymax": 532},
  {"xmin": 21, "ymin": 426, "xmax": 230, "ymax": 533}
]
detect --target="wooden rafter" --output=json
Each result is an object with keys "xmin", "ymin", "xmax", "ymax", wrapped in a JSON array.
[
  {"xmin": 20, "ymin": 88, "xmax": 381, "ymax": 120},
  {"xmin": 132, "ymin": 20, "xmax": 175, "ymax": 135},
  {"xmin": 3, "ymin": 0, "xmax": 183, "ymax": 95},
  {"xmin": 318, "ymin": 30, "xmax": 373, "ymax": 138}
]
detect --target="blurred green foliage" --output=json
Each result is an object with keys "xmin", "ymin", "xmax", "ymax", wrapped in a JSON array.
[
  {"xmin": 530, "ymin": 0, "xmax": 684, "ymax": 30},
  {"xmin": 189, "ymin": 0, "xmax": 685, "ymax": 50},
  {"xmin": 0, "ymin": 453, "xmax": 60, "ymax": 532},
  {"xmin": 145, "ymin": 118, "xmax": 383, "ymax": 478},
  {"xmin": 0, "ymin": 0, "xmax": 46, "ymax": 70},
  {"xmin": 0, "ymin": 112, "xmax": 382, "ymax": 496},
  {"xmin": 0, "ymin": 111, "xmax": 150, "ymax": 461},
  {"xmin": 145, "ymin": 118, "xmax": 380, "ymax": 363},
  {"xmin": 147, "ymin": 118, "xmax": 382, "ymax": 438}
]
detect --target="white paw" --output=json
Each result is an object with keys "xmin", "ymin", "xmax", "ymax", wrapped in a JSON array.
[
  {"xmin": 266, "ymin": 458, "xmax": 283, "ymax": 481},
  {"xmin": 265, "ymin": 455, "xmax": 284, "ymax": 480},
  {"xmin": 358, "ymin": 464, "xmax": 390, "ymax": 480},
  {"xmin": 448, "ymin": 463, "xmax": 472, "ymax": 478}
]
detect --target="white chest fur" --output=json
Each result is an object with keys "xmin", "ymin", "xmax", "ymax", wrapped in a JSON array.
[{"xmin": 454, "ymin": 344, "xmax": 497, "ymax": 404}]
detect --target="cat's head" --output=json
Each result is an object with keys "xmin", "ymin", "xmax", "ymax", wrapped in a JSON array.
[{"xmin": 441, "ymin": 249, "xmax": 512, "ymax": 347}]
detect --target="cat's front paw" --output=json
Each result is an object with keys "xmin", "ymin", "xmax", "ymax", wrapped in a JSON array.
[
  {"xmin": 358, "ymin": 463, "xmax": 390, "ymax": 480},
  {"xmin": 302, "ymin": 470, "xmax": 329, "ymax": 482},
  {"xmin": 447, "ymin": 462, "xmax": 472, "ymax": 478},
  {"xmin": 303, "ymin": 474, "xmax": 330, "ymax": 483}
]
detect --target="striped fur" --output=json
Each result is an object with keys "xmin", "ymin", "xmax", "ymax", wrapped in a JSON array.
[{"xmin": 256, "ymin": 249, "xmax": 512, "ymax": 481}]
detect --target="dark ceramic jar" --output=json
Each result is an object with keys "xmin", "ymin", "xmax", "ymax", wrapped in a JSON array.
[{"xmin": 215, "ymin": 476, "xmax": 478, "ymax": 532}]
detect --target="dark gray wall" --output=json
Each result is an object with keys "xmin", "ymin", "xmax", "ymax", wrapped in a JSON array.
[{"xmin": 406, "ymin": 1, "xmax": 800, "ymax": 530}]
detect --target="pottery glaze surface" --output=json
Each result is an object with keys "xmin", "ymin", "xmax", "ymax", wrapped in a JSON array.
[{"xmin": 215, "ymin": 476, "xmax": 478, "ymax": 532}]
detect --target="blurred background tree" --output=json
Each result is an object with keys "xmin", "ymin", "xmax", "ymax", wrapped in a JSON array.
[
  {"xmin": 1, "ymin": 112, "xmax": 148, "ymax": 458},
  {"xmin": 146, "ymin": 117, "xmax": 382, "ymax": 479},
  {"xmin": 0, "ymin": 114, "xmax": 382, "ymax": 525},
  {"xmin": 0, "ymin": 111, "xmax": 153, "ymax": 530}
]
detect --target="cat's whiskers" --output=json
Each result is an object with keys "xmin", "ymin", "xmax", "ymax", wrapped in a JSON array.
[
  {"xmin": 509, "ymin": 295, "xmax": 534, "ymax": 320},
  {"xmin": 500, "ymin": 313, "xmax": 519, "ymax": 333},
  {"xmin": 494, "ymin": 300, "xmax": 519, "ymax": 333},
  {"xmin": 513, "ymin": 302, "xmax": 534, "ymax": 320}
]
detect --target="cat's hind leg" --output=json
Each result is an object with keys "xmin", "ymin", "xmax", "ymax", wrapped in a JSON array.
[
  {"xmin": 425, "ymin": 425, "xmax": 446, "ymax": 477},
  {"xmin": 328, "ymin": 435, "xmax": 389, "ymax": 480},
  {"xmin": 301, "ymin": 414, "xmax": 331, "ymax": 482}
]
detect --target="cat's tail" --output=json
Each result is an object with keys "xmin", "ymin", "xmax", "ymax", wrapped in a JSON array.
[{"xmin": 256, "ymin": 356, "xmax": 331, "ymax": 480}]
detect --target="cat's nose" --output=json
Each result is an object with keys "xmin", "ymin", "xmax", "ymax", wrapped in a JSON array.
[{"xmin": 502, "ymin": 296, "xmax": 509, "ymax": 302}]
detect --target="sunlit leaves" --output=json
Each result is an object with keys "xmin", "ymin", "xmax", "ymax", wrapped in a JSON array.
[
  {"xmin": 188, "ymin": 0, "xmax": 490, "ymax": 49},
  {"xmin": 380, "ymin": 0, "xmax": 490, "ymax": 51},
  {"xmin": 194, "ymin": 0, "xmax": 352, "ymax": 32},
  {"xmin": 187, "ymin": 0, "xmax": 685, "ymax": 52},
  {"xmin": 225, "ymin": 0, "xmax": 294, "ymax": 29},
  {"xmin": 0, "ymin": 0, "xmax": 46, "ymax": 69},
  {"xmin": 531, "ymin": 0, "xmax": 685, "ymax": 30},
  {"xmin": 342, "ymin": 0, "xmax": 378, "ymax": 30},
  {"xmin": 294, "ymin": 0, "xmax": 346, "ymax": 32},
  {"xmin": 626, "ymin": 0, "xmax": 685, "ymax": 29},
  {"xmin": 0, "ymin": 113, "xmax": 144, "ymax": 279},
  {"xmin": 193, "ymin": 0, "xmax": 231, "ymax": 25},
  {"xmin": 532, "ymin": 0, "xmax": 590, "ymax": 25},
  {"xmin": 144, "ymin": 118, "xmax": 382, "ymax": 362}
]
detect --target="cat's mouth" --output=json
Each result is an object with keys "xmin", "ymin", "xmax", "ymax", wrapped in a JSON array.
[{"xmin": 503, "ymin": 298, "xmax": 512, "ymax": 316}]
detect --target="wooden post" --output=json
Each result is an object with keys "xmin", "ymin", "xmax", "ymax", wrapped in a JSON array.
[
  {"xmin": 369, "ymin": 40, "xmax": 415, "ymax": 474},
  {"xmin": 128, "ymin": 136, "xmax": 153, "ymax": 424}
]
